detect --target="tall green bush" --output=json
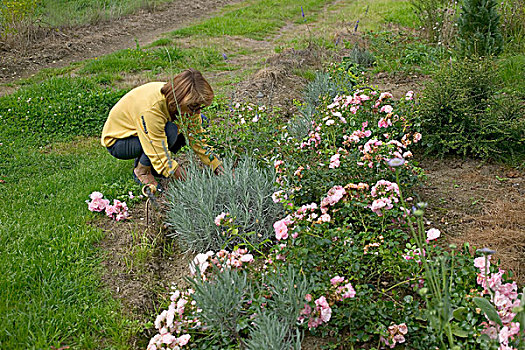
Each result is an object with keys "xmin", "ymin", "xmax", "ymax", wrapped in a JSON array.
[
  {"xmin": 417, "ymin": 58, "xmax": 524, "ymax": 162},
  {"xmin": 457, "ymin": 0, "xmax": 504, "ymax": 57}
]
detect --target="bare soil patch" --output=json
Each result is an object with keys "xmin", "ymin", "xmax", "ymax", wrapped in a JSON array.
[{"xmin": 417, "ymin": 157, "xmax": 525, "ymax": 285}]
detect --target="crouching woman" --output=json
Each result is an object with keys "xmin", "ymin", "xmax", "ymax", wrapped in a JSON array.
[{"xmin": 101, "ymin": 68, "xmax": 223, "ymax": 189}]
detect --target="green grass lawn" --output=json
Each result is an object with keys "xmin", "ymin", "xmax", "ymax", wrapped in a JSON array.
[{"xmin": 0, "ymin": 139, "xmax": 136, "ymax": 349}]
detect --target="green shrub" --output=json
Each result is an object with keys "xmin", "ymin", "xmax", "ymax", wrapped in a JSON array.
[
  {"xmin": 500, "ymin": 0, "xmax": 525, "ymax": 51},
  {"xmin": 0, "ymin": 77, "xmax": 127, "ymax": 145},
  {"xmin": 165, "ymin": 157, "xmax": 283, "ymax": 252},
  {"xmin": 417, "ymin": 58, "xmax": 524, "ymax": 162},
  {"xmin": 457, "ymin": 0, "xmax": 504, "ymax": 57}
]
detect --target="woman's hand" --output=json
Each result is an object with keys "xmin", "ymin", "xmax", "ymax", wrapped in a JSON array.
[
  {"xmin": 214, "ymin": 164, "xmax": 225, "ymax": 176},
  {"xmin": 174, "ymin": 165, "xmax": 187, "ymax": 181}
]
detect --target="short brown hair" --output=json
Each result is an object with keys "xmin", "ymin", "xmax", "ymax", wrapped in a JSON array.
[{"xmin": 161, "ymin": 68, "xmax": 214, "ymax": 118}]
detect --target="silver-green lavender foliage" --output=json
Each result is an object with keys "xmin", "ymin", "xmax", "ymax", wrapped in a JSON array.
[
  {"xmin": 299, "ymin": 72, "xmax": 337, "ymax": 118},
  {"xmin": 347, "ymin": 45, "xmax": 376, "ymax": 67},
  {"xmin": 264, "ymin": 265, "xmax": 310, "ymax": 329},
  {"xmin": 165, "ymin": 156, "xmax": 283, "ymax": 252},
  {"xmin": 188, "ymin": 267, "xmax": 250, "ymax": 340},
  {"xmin": 299, "ymin": 70, "xmax": 356, "ymax": 119},
  {"xmin": 188, "ymin": 265, "xmax": 307, "ymax": 349},
  {"xmin": 245, "ymin": 312, "xmax": 302, "ymax": 350},
  {"xmin": 286, "ymin": 114, "xmax": 313, "ymax": 141}
]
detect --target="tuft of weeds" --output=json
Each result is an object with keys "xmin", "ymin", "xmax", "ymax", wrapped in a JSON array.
[{"xmin": 346, "ymin": 44, "xmax": 376, "ymax": 67}]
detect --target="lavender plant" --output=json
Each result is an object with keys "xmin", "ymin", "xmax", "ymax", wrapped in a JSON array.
[
  {"xmin": 188, "ymin": 266, "xmax": 250, "ymax": 346},
  {"xmin": 245, "ymin": 312, "xmax": 301, "ymax": 350},
  {"xmin": 346, "ymin": 44, "xmax": 376, "ymax": 68},
  {"xmin": 165, "ymin": 156, "xmax": 283, "ymax": 252}
]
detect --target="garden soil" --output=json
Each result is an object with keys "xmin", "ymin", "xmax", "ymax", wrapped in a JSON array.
[{"xmin": 4, "ymin": 2, "xmax": 524, "ymax": 348}]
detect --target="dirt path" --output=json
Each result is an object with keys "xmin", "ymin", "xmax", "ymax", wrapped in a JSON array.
[{"xmin": 0, "ymin": 0, "xmax": 243, "ymax": 84}]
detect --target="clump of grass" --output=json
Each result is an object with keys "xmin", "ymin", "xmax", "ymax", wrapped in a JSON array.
[{"xmin": 346, "ymin": 44, "xmax": 376, "ymax": 67}]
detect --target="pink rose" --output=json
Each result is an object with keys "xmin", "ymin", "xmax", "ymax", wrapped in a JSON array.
[
  {"xmin": 177, "ymin": 334, "xmax": 191, "ymax": 346},
  {"xmin": 380, "ymin": 105, "xmax": 393, "ymax": 114},
  {"xmin": 426, "ymin": 228, "xmax": 441, "ymax": 241},
  {"xmin": 330, "ymin": 276, "xmax": 345, "ymax": 285},
  {"xmin": 214, "ymin": 212, "xmax": 227, "ymax": 226},
  {"xmin": 274, "ymin": 219, "xmax": 289, "ymax": 240}
]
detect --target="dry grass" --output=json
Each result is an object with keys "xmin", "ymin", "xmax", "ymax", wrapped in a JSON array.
[{"xmin": 450, "ymin": 197, "xmax": 525, "ymax": 285}]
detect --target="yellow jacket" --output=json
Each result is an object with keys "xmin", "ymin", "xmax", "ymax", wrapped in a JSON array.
[{"xmin": 101, "ymin": 82, "xmax": 221, "ymax": 177}]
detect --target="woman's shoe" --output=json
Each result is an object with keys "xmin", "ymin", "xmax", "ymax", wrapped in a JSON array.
[{"xmin": 133, "ymin": 163, "xmax": 163, "ymax": 192}]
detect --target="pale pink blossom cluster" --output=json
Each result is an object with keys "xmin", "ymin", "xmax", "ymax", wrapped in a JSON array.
[
  {"xmin": 320, "ymin": 185, "xmax": 346, "ymax": 214},
  {"xmin": 343, "ymin": 121, "xmax": 372, "ymax": 145},
  {"xmin": 298, "ymin": 294, "xmax": 332, "ymax": 329},
  {"xmin": 192, "ymin": 249, "xmax": 255, "ymax": 279},
  {"xmin": 86, "ymin": 191, "xmax": 109, "ymax": 212},
  {"xmin": 358, "ymin": 137, "xmax": 412, "ymax": 168},
  {"xmin": 373, "ymin": 92, "xmax": 393, "ymax": 109},
  {"xmin": 330, "ymin": 111, "xmax": 347, "ymax": 123},
  {"xmin": 292, "ymin": 202, "xmax": 318, "ymax": 222},
  {"xmin": 380, "ymin": 104, "xmax": 393, "ymax": 114},
  {"xmin": 330, "ymin": 276, "xmax": 356, "ymax": 300},
  {"xmin": 386, "ymin": 139, "xmax": 412, "ymax": 161},
  {"xmin": 381, "ymin": 323, "xmax": 408, "ymax": 348},
  {"xmin": 214, "ymin": 212, "xmax": 232, "ymax": 226},
  {"xmin": 329, "ymin": 153, "xmax": 341, "ymax": 168},
  {"xmin": 274, "ymin": 159, "xmax": 285, "ymax": 173},
  {"xmin": 189, "ymin": 251, "xmax": 216, "ymax": 278},
  {"xmin": 271, "ymin": 190, "xmax": 287, "ymax": 203},
  {"xmin": 300, "ymin": 124, "xmax": 322, "ymax": 149},
  {"xmin": 86, "ymin": 192, "xmax": 129, "ymax": 221},
  {"xmin": 326, "ymin": 91, "xmax": 372, "ymax": 113},
  {"xmin": 369, "ymin": 180, "xmax": 400, "ymax": 216},
  {"xmin": 105, "ymin": 199, "xmax": 129, "ymax": 221},
  {"xmin": 378, "ymin": 117, "xmax": 392, "ymax": 128},
  {"xmin": 148, "ymin": 288, "xmax": 196, "ymax": 350},
  {"xmin": 474, "ymin": 257, "xmax": 521, "ymax": 349},
  {"xmin": 405, "ymin": 91, "xmax": 414, "ymax": 100},
  {"xmin": 403, "ymin": 247, "xmax": 425, "ymax": 263},
  {"xmin": 273, "ymin": 216, "xmax": 294, "ymax": 240},
  {"xmin": 426, "ymin": 228, "xmax": 441, "ymax": 242}
]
